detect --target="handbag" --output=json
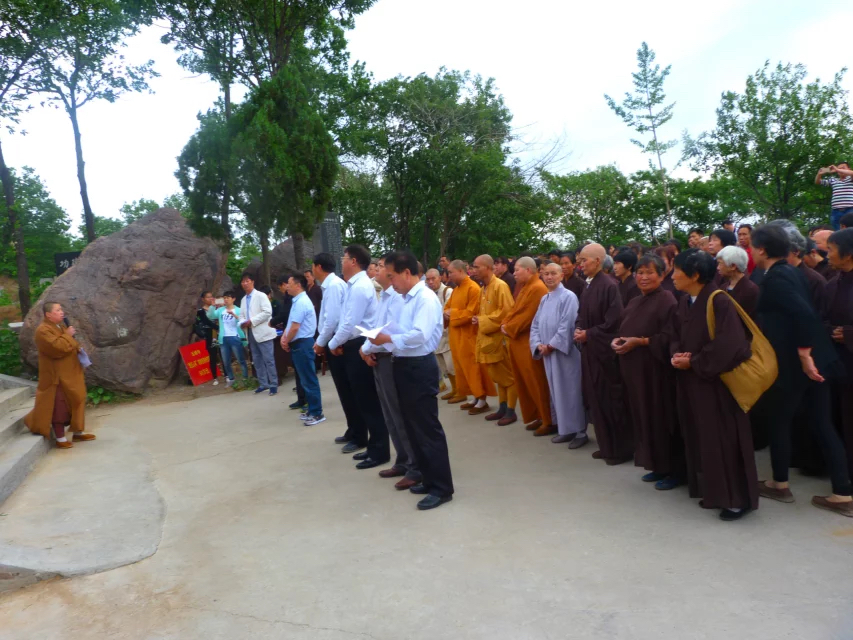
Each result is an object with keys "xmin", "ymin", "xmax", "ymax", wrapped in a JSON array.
[{"xmin": 706, "ymin": 290, "xmax": 778, "ymax": 413}]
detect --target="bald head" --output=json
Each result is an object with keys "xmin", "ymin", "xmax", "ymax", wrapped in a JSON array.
[
  {"xmin": 425, "ymin": 268, "xmax": 441, "ymax": 291},
  {"xmin": 541, "ymin": 262, "xmax": 562, "ymax": 291},
  {"xmin": 579, "ymin": 243, "xmax": 606, "ymax": 278},
  {"xmin": 475, "ymin": 254, "xmax": 494, "ymax": 269},
  {"xmin": 447, "ymin": 259, "xmax": 468, "ymax": 285},
  {"xmin": 473, "ymin": 254, "xmax": 495, "ymax": 283},
  {"xmin": 514, "ymin": 256, "xmax": 538, "ymax": 286},
  {"xmin": 814, "ymin": 229, "xmax": 832, "ymax": 252}
]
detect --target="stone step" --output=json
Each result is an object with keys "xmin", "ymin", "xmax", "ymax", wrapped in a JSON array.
[
  {"xmin": 0, "ymin": 387, "xmax": 32, "ymax": 417},
  {"xmin": 0, "ymin": 405, "xmax": 32, "ymax": 449},
  {"xmin": 0, "ymin": 432, "xmax": 50, "ymax": 506}
]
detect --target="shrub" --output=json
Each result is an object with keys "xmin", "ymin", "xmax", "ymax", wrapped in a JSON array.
[{"xmin": 0, "ymin": 328, "xmax": 22, "ymax": 377}]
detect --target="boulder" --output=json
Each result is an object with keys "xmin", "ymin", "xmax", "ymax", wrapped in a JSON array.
[
  {"xmin": 20, "ymin": 209, "xmax": 224, "ymax": 393},
  {"xmin": 238, "ymin": 237, "xmax": 314, "ymax": 288}
]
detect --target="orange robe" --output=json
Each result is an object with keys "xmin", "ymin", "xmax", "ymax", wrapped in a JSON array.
[
  {"xmin": 447, "ymin": 277, "xmax": 496, "ymax": 398},
  {"xmin": 503, "ymin": 277, "xmax": 552, "ymax": 426},
  {"xmin": 24, "ymin": 321, "xmax": 87, "ymax": 438}
]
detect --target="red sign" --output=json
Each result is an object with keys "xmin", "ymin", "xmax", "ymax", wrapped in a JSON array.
[{"xmin": 179, "ymin": 340, "xmax": 214, "ymax": 386}]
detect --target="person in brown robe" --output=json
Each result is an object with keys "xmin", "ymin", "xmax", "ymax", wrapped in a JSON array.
[
  {"xmin": 716, "ymin": 245, "xmax": 760, "ymax": 320},
  {"xmin": 501, "ymin": 257, "xmax": 554, "ymax": 436},
  {"xmin": 655, "ymin": 245, "xmax": 684, "ymax": 301},
  {"xmin": 613, "ymin": 251, "xmax": 641, "ymax": 308},
  {"xmin": 24, "ymin": 302, "xmax": 93, "ymax": 448},
  {"xmin": 669, "ymin": 249, "xmax": 759, "ymax": 521},
  {"xmin": 612, "ymin": 254, "xmax": 683, "ymax": 489},
  {"xmin": 575, "ymin": 243, "xmax": 632, "ymax": 464},
  {"xmin": 494, "ymin": 257, "xmax": 517, "ymax": 299},
  {"xmin": 560, "ymin": 251, "xmax": 585, "ymax": 299},
  {"xmin": 826, "ymin": 229, "xmax": 853, "ymax": 489}
]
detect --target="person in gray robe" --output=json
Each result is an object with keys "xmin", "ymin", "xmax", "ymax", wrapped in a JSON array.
[{"xmin": 530, "ymin": 263, "xmax": 588, "ymax": 448}]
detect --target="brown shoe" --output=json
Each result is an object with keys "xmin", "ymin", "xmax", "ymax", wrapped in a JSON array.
[
  {"xmin": 759, "ymin": 480, "xmax": 794, "ymax": 503},
  {"xmin": 468, "ymin": 403, "xmax": 491, "ymax": 415},
  {"xmin": 440, "ymin": 391, "xmax": 456, "ymax": 400},
  {"xmin": 56, "ymin": 440, "xmax": 73, "ymax": 449},
  {"xmin": 72, "ymin": 433, "xmax": 96, "ymax": 442},
  {"xmin": 395, "ymin": 477, "xmax": 418, "ymax": 491},
  {"xmin": 378, "ymin": 467, "xmax": 405, "ymax": 478},
  {"xmin": 447, "ymin": 396, "xmax": 466, "ymax": 404},
  {"xmin": 605, "ymin": 456, "xmax": 632, "ymax": 466},
  {"xmin": 533, "ymin": 424, "xmax": 557, "ymax": 437},
  {"xmin": 497, "ymin": 414, "xmax": 518, "ymax": 426},
  {"xmin": 484, "ymin": 410, "xmax": 505, "ymax": 421},
  {"xmin": 591, "ymin": 450, "xmax": 603, "ymax": 459},
  {"xmin": 525, "ymin": 419, "xmax": 541, "ymax": 431},
  {"xmin": 460, "ymin": 402, "xmax": 475, "ymax": 410},
  {"xmin": 811, "ymin": 495, "xmax": 853, "ymax": 517}
]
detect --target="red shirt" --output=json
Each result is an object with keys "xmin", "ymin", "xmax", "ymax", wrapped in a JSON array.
[{"xmin": 744, "ymin": 245, "xmax": 756, "ymax": 274}]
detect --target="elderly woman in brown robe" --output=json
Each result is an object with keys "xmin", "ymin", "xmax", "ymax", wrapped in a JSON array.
[
  {"xmin": 24, "ymin": 302, "xmax": 92, "ymax": 449},
  {"xmin": 612, "ymin": 254, "xmax": 683, "ymax": 490},
  {"xmin": 716, "ymin": 245, "xmax": 760, "ymax": 320},
  {"xmin": 669, "ymin": 249, "xmax": 759, "ymax": 521}
]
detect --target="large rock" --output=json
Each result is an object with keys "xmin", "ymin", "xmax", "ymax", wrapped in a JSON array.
[
  {"xmin": 20, "ymin": 209, "xmax": 224, "ymax": 393},
  {"xmin": 240, "ymin": 237, "xmax": 315, "ymax": 287}
]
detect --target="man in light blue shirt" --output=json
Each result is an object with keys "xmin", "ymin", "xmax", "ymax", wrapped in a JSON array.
[
  {"xmin": 282, "ymin": 273, "xmax": 323, "ymax": 425},
  {"xmin": 368, "ymin": 250, "xmax": 453, "ymax": 511},
  {"xmin": 325, "ymin": 245, "xmax": 390, "ymax": 467},
  {"xmin": 361, "ymin": 254, "xmax": 421, "ymax": 489}
]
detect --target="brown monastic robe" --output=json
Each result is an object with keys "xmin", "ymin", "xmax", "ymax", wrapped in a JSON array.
[
  {"xmin": 826, "ymin": 270, "xmax": 853, "ymax": 483},
  {"xmin": 726, "ymin": 276, "xmax": 760, "ymax": 320},
  {"xmin": 503, "ymin": 277, "xmax": 552, "ymax": 426},
  {"xmin": 661, "ymin": 271, "xmax": 684, "ymax": 300},
  {"xmin": 797, "ymin": 261, "xmax": 827, "ymax": 314},
  {"xmin": 562, "ymin": 274, "xmax": 585, "ymax": 300},
  {"xmin": 617, "ymin": 288, "xmax": 682, "ymax": 474},
  {"xmin": 618, "ymin": 274, "xmax": 641, "ymax": 308},
  {"xmin": 670, "ymin": 283, "xmax": 759, "ymax": 510},
  {"xmin": 447, "ymin": 277, "xmax": 496, "ymax": 398},
  {"xmin": 24, "ymin": 321, "xmax": 87, "ymax": 437},
  {"xmin": 577, "ymin": 271, "xmax": 632, "ymax": 460}
]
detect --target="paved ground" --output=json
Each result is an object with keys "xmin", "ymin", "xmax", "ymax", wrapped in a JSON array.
[{"xmin": 1, "ymin": 373, "xmax": 852, "ymax": 639}]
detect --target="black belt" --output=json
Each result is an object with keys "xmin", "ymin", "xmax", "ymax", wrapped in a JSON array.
[{"xmin": 375, "ymin": 352, "xmax": 393, "ymax": 359}]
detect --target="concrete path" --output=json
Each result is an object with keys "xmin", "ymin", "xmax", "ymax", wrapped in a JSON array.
[{"xmin": 0, "ymin": 374, "xmax": 852, "ymax": 639}]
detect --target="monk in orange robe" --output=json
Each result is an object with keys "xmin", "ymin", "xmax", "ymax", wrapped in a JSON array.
[
  {"xmin": 472, "ymin": 255, "xmax": 518, "ymax": 424},
  {"xmin": 444, "ymin": 260, "xmax": 496, "ymax": 409},
  {"xmin": 502, "ymin": 257, "xmax": 554, "ymax": 436}
]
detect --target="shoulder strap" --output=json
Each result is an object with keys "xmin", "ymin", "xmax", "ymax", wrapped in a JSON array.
[
  {"xmin": 705, "ymin": 288, "xmax": 762, "ymax": 341},
  {"xmin": 705, "ymin": 290, "xmax": 723, "ymax": 340}
]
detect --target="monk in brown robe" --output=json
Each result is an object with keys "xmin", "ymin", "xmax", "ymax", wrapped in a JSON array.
[
  {"xmin": 716, "ymin": 246, "xmax": 760, "ymax": 319},
  {"xmin": 669, "ymin": 249, "xmax": 759, "ymax": 521},
  {"xmin": 472, "ymin": 255, "xmax": 518, "ymax": 424},
  {"xmin": 575, "ymin": 244, "xmax": 632, "ymax": 464},
  {"xmin": 560, "ymin": 251, "xmax": 585, "ymax": 299},
  {"xmin": 24, "ymin": 301, "xmax": 93, "ymax": 449},
  {"xmin": 502, "ymin": 257, "xmax": 554, "ymax": 437},
  {"xmin": 613, "ymin": 251, "xmax": 641, "ymax": 308},
  {"xmin": 444, "ymin": 260, "xmax": 496, "ymax": 409},
  {"xmin": 612, "ymin": 254, "xmax": 683, "ymax": 489}
]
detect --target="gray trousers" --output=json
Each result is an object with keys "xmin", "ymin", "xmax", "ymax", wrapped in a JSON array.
[
  {"xmin": 374, "ymin": 354, "xmax": 421, "ymax": 481},
  {"xmin": 247, "ymin": 331, "xmax": 277, "ymax": 389}
]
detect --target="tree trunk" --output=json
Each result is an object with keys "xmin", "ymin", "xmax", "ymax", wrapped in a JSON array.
[
  {"xmin": 69, "ymin": 106, "xmax": 96, "ymax": 243},
  {"xmin": 0, "ymin": 140, "xmax": 31, "ymax": 317},
  {"xmin": 292, "ymin": 231, "xmax": 305, "ymax": 271},
  {"xmin": 259, "ymin": 231, "xmax": 271, "ymax": 288},
  {"xmin": 421, "ymin": 217, "xmax": 431, "ymax": 268},
  {"xmin": 220, "ymin": 82, "xmax": 232, "ymax": 241}
]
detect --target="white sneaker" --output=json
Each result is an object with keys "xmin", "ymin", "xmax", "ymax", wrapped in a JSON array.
[
  {"xmin": 299, "ymin": 412, "xmax": 311, "ymax": 421},
  {"xmin": 304, "ymin": 415, "xmax": 326, "ymax": 426},
  {"xmin": 213, "ymin": 380, "xmax": 219, "ymax": 386},
  {"xmin": 225, "ymin": 379, "xmax": 233, "ymax": 388}
]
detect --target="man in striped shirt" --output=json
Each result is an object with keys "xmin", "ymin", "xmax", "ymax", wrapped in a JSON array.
[{"xmin": 817, "ymin": 163, "xmax": 853, "ymax": 230}]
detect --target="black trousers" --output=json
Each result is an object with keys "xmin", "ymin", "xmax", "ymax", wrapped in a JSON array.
[
  {"xmin": 326, "ymin": 344, "xmax": 359, "ymax": 443},
  {"xmin": 766, "ymin": 378, "xmax": 852, "ymax": 496},
  {"xmin": 329, "ymin": 338, "xmax": 390, "ymax": 462},
  {"xmin": 393, "ymin": 355, "xmax": 454, "ymax": 497}
]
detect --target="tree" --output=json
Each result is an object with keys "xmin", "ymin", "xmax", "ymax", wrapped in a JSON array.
[
  {"xmin": 684, "ymin": 62, "xmax": 853, "ymax": 220},
  {"xmin": 75, "ymin": 215, "xmax": 124, "ymax": 242},
  {"xmin": 231, "ymin": 68, "xmax": 338, "ymax": 282},
  {"xmin": 119, "ymin": 197, "xmax": 160, "ymax": 223},
  {"xmin": 32, "ymin": 0, "xmax": 157, "ymax": 243},
  {"xmin": 541, "ymin": 166, "xmax": 632, "ymax": 245},
  {"xmin": 605, "ymin": 42, "xmax": 676, "ymax": 238},
  {"xmin": 0, "ymin": 167, "xmax": 73, "ymax": 280}
]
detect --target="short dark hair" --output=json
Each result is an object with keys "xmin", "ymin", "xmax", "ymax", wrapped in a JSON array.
[
  {"xmin": 673, "ymin": 248, "xmax": 717, "ymax": 284},
  {"xmin": 43, "ymin": 301, "xmax": 60, "ymax": 315},
  {"xmin": 710, "ymin": 228, "xmax": 737, "ymax": 247},
  {"xmin": 750, "ymin": 224, "xmax": 791, "ymax": 259},
  {"xmin": 723, "ymin": 219, "xmax": 734, "ymax": 226},
  {"xmin": 737, "ymin": 223, "xmax": 753, "ymax": 232},
  {"xmin": 240, "ymin": 270, "xmax": 255, "ymax": 282},
  {"xmin": 665, "ymin": 238, "xmax": 682, "ymax": 252},
  {"xmin": 344, "ymin": 244, "xmax": 370, "ymax": 271},
  {"xmin": 495, "ymin": 256, "xmax": 510, "ymax": 266},
  {"xmin": 840, "ymin": 212, "xmax": 853, "ymax": 229},
  {"xmin": 561, "ymin": 251, "xmax": 576, "ymax": 264},
  {"xmin": 829, "ymin": 228, "xmax": 853, "ymax": 258},
  {"xmin": 257, "ymin": 285, "xmax": 271, "ymax": 295},
  {"xmin": 637, "ymin": 253, "xmax": 665, "ymax": 276},
  {"xmin": 200, "ymin": 290, "xmax": 213, "ymax": 298},
  {"xmin": 312, "ymin": 253, "xmax": 336, "ymax": 273},
  {"xmin": 288, "ymin": 273, "xmax": 307, "ymax": 290},
  {"xmin": 277, "ymin": 272, "xmax": 293, "ymax": 287},
  {"xmin": 548, "ymin": 249, "xmax": 562, "ymax": 257},
  {"xmin": 223, "ymin": 290, "xmax": 236, "ymax": 298},
  {"xmin": 303, "ymin": 268, "xmax": 312, "ymax": 276},
  {"xmin": 688, "ymin": 227, "xmax": 704, "ymax": 237},
  {"xmin": 386, "ymin": 249, "xmax": 419, "ymax": 276},
  {"xmin": 614, "ymin": 251, "xmax": 638, "ymax": 272}
]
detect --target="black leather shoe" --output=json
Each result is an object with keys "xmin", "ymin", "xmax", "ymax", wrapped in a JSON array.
[
  {"xmin": 719, "ymin": 507, "xmax": 752, "ymax": 521},
  {"xmin": 409, "ymin": 483, "xmax": 429, "ymax": 495},
  {"xmin": 352, "ymin": 451, "xmax": 369, "ymax": 461},
  {"xmin": 355, "ymin": 458, "xmax": 384, "ymax": 470},
  {"xmin": 417, "ymin": 494, "xmax": 453, "ymax": 510},
  {"xmin": 341, "ymin": 442, "xmax": 365, "ymax": 454},
  {"xmin": 334, "ymin": 435, "xmax": 349, "ymax": 444}
]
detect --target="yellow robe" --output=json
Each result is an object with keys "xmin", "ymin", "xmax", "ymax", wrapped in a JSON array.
[
  {"xmin": 503, "ymin": 277, "xmax": 552, "ymax": 426},
  {"xmin": 24, "ymin": 321, "xmax": 87, "ymax": 438},
  {"xmin": 447, "ymin": 277, "xmax": 496, "ymax": 398},
  {"xmin": 476, "ymin": 277, "xmax": 516, "ymax": 406}
]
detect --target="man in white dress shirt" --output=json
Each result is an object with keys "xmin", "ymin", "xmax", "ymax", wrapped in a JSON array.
[
  {"xmin": 368, "ymin": 250, "xmax": 453, "ymax": 511},
  {"xmin": 239, "ymin": 271, "xmax": 278, "ymax": 395},
  {"xmin": 326, "ymin": 245, "xmax": 390, "ymax": 468}
]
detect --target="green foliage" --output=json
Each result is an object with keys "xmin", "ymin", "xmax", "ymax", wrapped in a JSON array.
[
  {"xmin": 684, "ymin": 61, "xmax": 853, "ymax": 220},
  {"xmin": 0, "ymin": 328, "xmax": 22, "ymax": 377},
  {"xmin": 30, "ymin": 278, "xmax": 51, "ymax": 301},
  {"xmin": 86, "ymin": 385, "xmax": 137, "ymax": 405},
  {"xmin": 120, "ymin": 198, "xmax": 160, "ymax": 223}
]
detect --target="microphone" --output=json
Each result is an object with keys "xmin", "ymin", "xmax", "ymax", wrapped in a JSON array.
[{"xmin": 63, "ymin": 317, "xmax": 70, "ymax": 327}]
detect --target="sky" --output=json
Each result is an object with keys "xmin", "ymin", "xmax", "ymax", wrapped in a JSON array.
[{"xmin": 4, "ymin": 0, "xmax": 852, "ymax": 233}]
